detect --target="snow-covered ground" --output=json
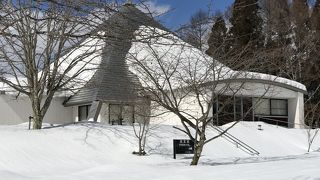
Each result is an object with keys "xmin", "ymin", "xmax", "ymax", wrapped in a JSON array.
[{"xmin": 0, "ymin": 121, "xmax": 319, "ymax": 180}]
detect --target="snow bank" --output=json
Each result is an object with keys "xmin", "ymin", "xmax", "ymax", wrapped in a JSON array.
[{"xmin": 0, "ymin": 122, "xmax": 319, "ymax": 179}]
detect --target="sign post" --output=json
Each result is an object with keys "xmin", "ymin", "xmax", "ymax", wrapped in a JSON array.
[
  {"xmin": 28, "ymin": 116, "xmax": 33, "ymax": 130},
  {"xmin": 173, "ymin": 139, "xmax": 194, "ymax": 159}
]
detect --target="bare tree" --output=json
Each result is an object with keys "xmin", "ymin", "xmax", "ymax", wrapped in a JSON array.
[
  {"xmin": 131, "ymin": 97, "xmax": 153, "ymax": 155},
  {"xmin": 132, "ymin": 117, "xmax": 149, "ymax": 155},
  {"xmin": 126, "ymin": 26, "xmax": 275, "ymax": 165},
  {"xmin": 0, "ymin": 0, "xmax": 115, "ymax": 129},
  {"xmin": 305, "ymin": 105, "xmax": 320, "ymax": 152},
  {"xmin": 177, "ymin": 9, "xmax": 211, "ymax": 52},
  {"xmin": 304, "ymin": 87, "xmax": 320, "ymax": 152}
]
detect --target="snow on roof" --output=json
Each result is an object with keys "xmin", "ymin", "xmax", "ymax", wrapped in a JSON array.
[
  {"xmin": 127, "ymin": 26, "xmax": 307, "ymax": 92},
  {"xmin": 54, "ymin": 35, "xmax": 104, "ymax": 91},
  {"xmin": 233, "ymin": 71, "xmax": 307, "ymax": 92},
  {"xmin": 0, "ymin": 35, "xmax": 104, "ymax": 96},
  {"xmin": 0, "ymin": 77, "xmax": 28, "ymax": 95},
  {"xmin": 0, "ymin": 25, "xmax": 306, "ymax": 96}
]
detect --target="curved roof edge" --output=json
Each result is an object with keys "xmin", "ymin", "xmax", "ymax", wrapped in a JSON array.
[{"xmin": 215, "ymin": 77, "xmax": 307, "ymax": 95}]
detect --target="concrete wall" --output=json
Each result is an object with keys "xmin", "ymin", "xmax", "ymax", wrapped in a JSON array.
[
  {"xmin": 0, "ymin": 95, "xmax": 73, "ymax": 125},
  {"xmin": 98, "ymin": 102, "xmax": 109, "ymax": 123},
  {"xmin": 288, "ymin": 92, "xmax": 305, "ymax": 128},
  {"xmin": 72, "ymin": 106, "xmax": 79, "ymax": 122},
  {"xmin": 150, "ymin": 93, "xmax": 207, "ymax": 126}
]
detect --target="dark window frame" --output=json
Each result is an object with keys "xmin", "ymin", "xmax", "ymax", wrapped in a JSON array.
[
  {"xmin": 254, "ymin": 98, "xmax": 288, "ymax": 117},
  {"xmin": 78, "ymin": 104, "xmax": 91, "ymax": 121},
  {"xmin": 253, "ymin": 98, "xmax": 270, "ymax": 116},
  {"xmin": 270, "ymin": 99, "xmax": 288, "ymax": 116},
  {"xmin": 108, "ymin": 104, "xmax": 135, "ymax": 125}
]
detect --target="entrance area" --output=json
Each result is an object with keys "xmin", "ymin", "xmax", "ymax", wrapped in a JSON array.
[
  {"xmin": 109, "ymin": 104, "xmax": 134, "ymax": 125},
  {"xmin": 253, "ymin": 98, "xmax": 288, "ymax": 127},
  {"xmin": 213, "ymin": 96, "xmax": 289, "ymax": 127}
]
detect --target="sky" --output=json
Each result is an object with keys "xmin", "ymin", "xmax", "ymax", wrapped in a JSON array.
[
  {"xmin": 142, "ymin": 0, "xmax": 317, "ymax": 30},
  {"xmin": 141, "ymin": 0, "xmax": 235, "ymax": 30}
]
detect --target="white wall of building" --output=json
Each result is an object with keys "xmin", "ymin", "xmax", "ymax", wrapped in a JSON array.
[
  {"xmin": 0, "ymin": 95, "xmax": 73, "ymax": 125},
  {"xmin": 72, "ymin": 106, "xmax": 79, "ymax": 122},
  {"xmin": 288, "ymin": 92, "xmax": 305, "ymax": 128},
  {"xmin": 98, "ymin": 102, "xmax": 109, "ymax": 123},
  {"xmin": 5, "ymin": 80, "xmax": 301, "ymax": 128},
  {"xmin": 150, "ymin": 81, "xmax": 306, "ymax": 128},
  {"xmin": 150, "ymin": 94, "xmax": 206, "ymax": 126}
]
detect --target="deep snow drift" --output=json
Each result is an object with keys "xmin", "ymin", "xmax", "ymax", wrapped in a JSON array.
[{"xmin": 0, "ymin": 121, "xmax": 319, "ymax": 180}]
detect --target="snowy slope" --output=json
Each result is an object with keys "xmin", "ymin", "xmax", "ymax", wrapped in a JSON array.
[{"xmin": 0, "ymin": 122, "xmax": 319, "ymax": 179}]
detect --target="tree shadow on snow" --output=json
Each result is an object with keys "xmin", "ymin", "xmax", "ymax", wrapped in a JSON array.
[
  {"xmin": 199, "ymin": 154, "xmax": 320, "ymax": 166},
  {"xmin": 44, "ymin": 122, "xmax": 136, "ymax": 149}
]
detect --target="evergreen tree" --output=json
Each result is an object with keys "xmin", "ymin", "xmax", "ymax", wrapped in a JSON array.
[
  {"xmin": 206, "ymin": 16, "xmax": 227, "ymax": 59},
  {"xmin": 229, "ymin": 0, "xmax": 263, "ymax": 49},
  {"xmin": 264, "ymin": 0, "xmax": 291, "ymax": 45},
  {"xmin": 260, "ymin": 0, "xmax": 292, "ymax": 76},
  {"xmin": 289, "ymin": 0, "xmax": 310, "ymax": 81},
  {"xmin": 306, "ymin": 0, "xmax": 320, "ymax": 102},
  {"xmin": 291, "ymin": 0, "xmax": 309, "ymax": 26},
  {"xmin": 311, "ymin": 0, "xmax": 320, "ymax": 33},
  {"xmin": 291, "ymin": 0, "xmax": 309, "ymax": 38},
  {"xmin": 223, "ymin": 0, "xmax": 264, "ymax": 71}
]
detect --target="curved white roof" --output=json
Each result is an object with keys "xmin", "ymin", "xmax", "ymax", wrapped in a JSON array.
[
  {"xmin": 127, "ymin": 26, "xmax": 307, "ymax": 92},
  {"xmin": 0, "ymin": 26, "xmax": 306, "ymax": 96}
]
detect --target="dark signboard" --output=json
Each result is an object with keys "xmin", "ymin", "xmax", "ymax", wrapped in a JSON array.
[{"xmin": 173, "ymin": 139, "xmax": 194, "ymax": 159}]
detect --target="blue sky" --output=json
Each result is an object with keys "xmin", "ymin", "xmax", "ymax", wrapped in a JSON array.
[{"xmin": 149, "ymin": 0, "xmax": 235, "ymax": 30}]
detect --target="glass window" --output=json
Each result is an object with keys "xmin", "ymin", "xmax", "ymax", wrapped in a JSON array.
[
  {"xmin": 242, "ymin": 97, "xmax": 253, "ymax": 121},
  {"xmin": 109, "ymin": 104, "xmax": 134, "ymax": 125},
  {"xmin": 218, "ymin": 95, "xmax": 234, "ymax": 124},
  {"xmin": 78, "ymin": 105, "xmax": 91, "ymax": 121},
  {"xmin": 253, "ymin": 98, "xmax": 270, "ymax": 115},
  {"xmin": 109, "ymin": 104, "xmax": 121, "ymax": 123},
  {"xmin": 271, "ymin": 99, "xmax": 287, "ymax": 116},
  {"xmin": 235, "ymin": 97, "xmax": 242, "ymax": 120}
]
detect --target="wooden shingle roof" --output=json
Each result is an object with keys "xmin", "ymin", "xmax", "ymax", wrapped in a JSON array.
[{"xmin": 64, "ymin": 4, "xmax": 166, "ymax": 106}]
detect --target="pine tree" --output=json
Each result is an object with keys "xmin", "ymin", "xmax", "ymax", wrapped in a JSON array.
[
  {"xmin": 260, "ymin": 0, "xmax": 292, "ymax": 76},
  {"xmin": 291, "ymin": 0, "xmax": 309, "ymax": 38},
  {"xmin": 264, "ymin": 0, "xmax": 291, "ymax": 44},
  {"xmin": 224, "ymin": 0, "xmax": 264, "ymax": 71},
  {"xmin": 306, "ymin": 0, "xmax": 320, "ymax": 98},
  {"xmin": 229, "ymin": 0, "xmax": 263, "ymax": 49},
  {"xmin": 291, "ymin": 0, "xmax": 309, "ymax": 26},
  {"xmin": 311, "ymin": 0, "xmax": 320, "ymax": 33},
  {"xmin": 289, "ymin": 0, "xmax": 310, "ymax": 81},
  {"xmin": 206, "ymin": 16, "xmax": 227, "ymax": 58}
]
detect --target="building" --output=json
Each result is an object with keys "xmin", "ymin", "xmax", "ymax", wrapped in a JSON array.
[{"xmin": 0, "ymin": 4, "xmax": 307, "ymax": 128}]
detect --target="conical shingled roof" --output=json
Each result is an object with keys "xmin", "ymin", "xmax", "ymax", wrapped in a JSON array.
[{"xmin": 64, "ymin": 4, "xmax": 167, "ymax": 106}]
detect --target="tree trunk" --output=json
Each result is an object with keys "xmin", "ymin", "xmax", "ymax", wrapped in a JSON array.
[
  {"xmin": 31, "ymin": 93, "xmax": 54, "ymax": 130},
  {"xmin": 31, "ymin": 95, "xmax": 43, "ymax": 130},
  {"xmin": 190, "ymin": 138, "xmax": 205, "ymax": 165},
  {"xmin": 32, "ymin": 114, "xmax": 43, "ymax": 129},
  {"xmin": 138, "ymin": 138, "xmax": 143, "ymax": 155}
]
